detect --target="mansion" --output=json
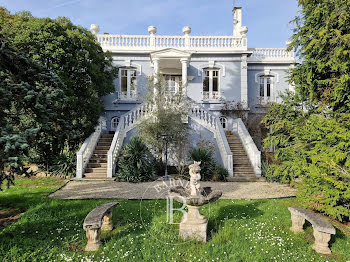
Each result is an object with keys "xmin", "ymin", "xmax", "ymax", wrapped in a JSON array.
[{"xmin": 76, "ymin": 7, "xmax": 296, "ymax": 180}]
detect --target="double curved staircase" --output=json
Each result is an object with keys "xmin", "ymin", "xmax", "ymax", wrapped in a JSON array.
[{"xmin": 76, "ymin": 99, "xmax": 261, "ymax": 180}]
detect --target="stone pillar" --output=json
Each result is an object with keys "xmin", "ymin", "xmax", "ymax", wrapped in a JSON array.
[
  {"xmin": 101, "ymin": 211, "xmax": 113, "ymax": 231},
  {"xmin": 179, "ymin": 205, "xmax": 208, "ymax": 242},
  {"xmin": 289, "ymin": 213, "xmax": 305, "ymax": 233},
  {"xmin": 153, "ymin": 58, "xmax": 160, "ymax": 84},
  {"xmin": 85, "ymin": 227, "xmax": 101, "ymax": 251},
  {"xmin": 240, "ymin": 54, "xmax": 248, "ymax": 108},
  {"xmin": 148, "ymin": 26, "xmax": 157, "ymax": 49},
  {"xmin": 181, "ymin": 58, "xmax": 189, "ymax": 96},
  {"xmin": 182, "ymin": 26, "xmax": 191, "ymax": 48},
  {"xmin": 312, "ymin": 230, "xmax": 332, "ymax": 255}
]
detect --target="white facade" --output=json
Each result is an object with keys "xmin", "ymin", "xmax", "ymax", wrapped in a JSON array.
[{"xmin": 76, "ymin": 7, "xmax": 296, "ymax": 179}]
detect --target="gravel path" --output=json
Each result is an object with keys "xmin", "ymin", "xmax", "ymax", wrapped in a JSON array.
[{"xmin": 49, "ymin": 180, "xmax": 296, "ymax": 200}]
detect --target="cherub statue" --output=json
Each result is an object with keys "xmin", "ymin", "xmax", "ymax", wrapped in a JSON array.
[{"xmin": 189, "ymin": 161, "xmax": 201, "ymax": 196}]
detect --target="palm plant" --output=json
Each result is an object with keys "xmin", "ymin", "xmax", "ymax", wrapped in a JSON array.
[{"xmin": 116, "ymin": 136, "xmax": 156, "ymax": 182}]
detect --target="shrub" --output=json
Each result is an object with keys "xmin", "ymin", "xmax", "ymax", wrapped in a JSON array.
[
  {"xmin": 189, "ymin": 142, "xmax": 228, "ymax": 181},
  {"xmin": 49, "ymin": 151, "xmax": 76, "ymax": 178},
  {"xmin": 116, "ymin": 136, "xmax": 156, "ymax": 183}
]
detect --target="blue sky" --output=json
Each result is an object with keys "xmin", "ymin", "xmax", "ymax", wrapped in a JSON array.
[{"xmin": 1, "ymin": 0, "xmax": 299, "ymax": 48}]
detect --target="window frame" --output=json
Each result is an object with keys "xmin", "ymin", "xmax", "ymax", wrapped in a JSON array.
[
  {"xmin": 219, "ymin": 116, "xmax": 228, "ymax": 130},
  {"xmin": 111, "ymin": 117, "xmax": 120, "ymax": 131},
  {"xmin": 202, "ymin": 68, "xmax": 220, "ymax": 101},
  {"xmin": 119, "ymin": 68, "xmax": 137, "ymax": 100}
]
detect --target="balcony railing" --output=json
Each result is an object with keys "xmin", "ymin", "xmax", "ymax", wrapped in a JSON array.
[
  {"xmin": 97, "ymin": 34, "xmax": 247, "ymax": 52},
  {"xmin": 203, "ymin": 91, "xmax": 221, "ymax": 101},
  {"xmin": 117, "ymin": 90, "xmax": 138, "ymax": 101},
  {"xmin": 257, "ymin": 96, "xmax": 275, "ymax": 106},
  {"xmin": 249, "ymin": 48, "xmax": 294, "ymax": 62}
]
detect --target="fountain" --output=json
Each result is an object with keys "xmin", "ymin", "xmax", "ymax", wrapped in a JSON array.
[{"xmin": 169, "ymin": 161, "xmax": 222, "ymax": 242}]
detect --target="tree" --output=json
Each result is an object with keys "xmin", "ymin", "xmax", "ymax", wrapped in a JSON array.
[
  {"xmin": 0, "ymin": 34, "xmax": 67, "ymax": 188},
  {"xmin": 263, "ymin": 0, "xmax": 350, "ymax": 221},
  {"xmin": 138, "ymin": 76, "xmax": 189, "ymax": 174},
  {"xmin": 289, "ymin": 0, "xmax": 350, "ymax": 112},
  {"xmin": 0, "ymin": 8, "xmax": 117, "ymax": 185}
]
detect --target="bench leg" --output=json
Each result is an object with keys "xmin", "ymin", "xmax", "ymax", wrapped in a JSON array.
[
  {"xmin": 312, "ymin": 229, "xmax": 332, "ymax": 254},
  {"xmin": 85, "ymin": 227, "xmax": 101, "ymax": 251},
  {"xmin": 101, "ymin": 211, "xmax": 113, "ymax": 231},
  {"xmin": 290, "ymin": 213, "xmax": 305, "ymax": 233}
]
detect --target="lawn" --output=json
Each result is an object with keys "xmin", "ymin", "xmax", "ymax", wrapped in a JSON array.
[{"xmin": 0, "ymin": 178, "xmax": 349, "ymax": 262}]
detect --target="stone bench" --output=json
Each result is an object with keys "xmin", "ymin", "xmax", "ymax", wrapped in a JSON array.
[
  {"xmin": 288, "ymin": 207, "xmax": 336, "ymax": 254},
  {"xmin": 83, "ymin": 202, "xmax": 120, "ymax": 251}
]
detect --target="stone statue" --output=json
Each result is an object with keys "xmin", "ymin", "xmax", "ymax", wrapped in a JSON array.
[
  {"xmin": 169, "ymin": 161, "xmax": 222, "ymax": 242},
  {"xmin": 189, "ymin": 161, "xmax": 201, "ymax": 196}
]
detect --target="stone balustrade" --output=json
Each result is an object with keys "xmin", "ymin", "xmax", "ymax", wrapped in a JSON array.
[
  {"xmin": 232, "ymin": 118, "xmax": 261, "ymax": 177},
  {"xmin": 76, "ymin": 117, "xmax": 106, "ymax": 178},
  {"xmin": 96, "ymin": 34, "xmax": 246, "ymax": 52},
  {"xmin": 249, "ymin": 48, "xmax": 294, "ymax": 61}
]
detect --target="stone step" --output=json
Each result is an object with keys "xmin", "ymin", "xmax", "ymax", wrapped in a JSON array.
[
  {"xmin": 97, "ymin": 142, "xmax": 111, "ymax": 146},
  {"xmin": 227, "ymin": 177, "xmax": 265, "ymax": 182},
  {"xmin": 95, "ymin": 146, "xmax": 110, "ymax": 150},
  {"xmin": 89, "ymin": 158, "xmax": 107, "ymax": 163},
  {"xmin": 93, "ymin": 150, "xmax": 109, "ymax": 155},
  {"xmin": 86, "ymin": 163, "xmax": 107, "ymax": 168},
  {"xmin": 83, "ymin": 174, "xmax": 110, "ymax": 180},
  {"xmin": 234, "ymin": 172, "xmax": 256, "ymax": 177},
  {"xmin": 85, "ymin": 167, "xmax": 107, "ymax": 173},
  {"xmin": 91, "ymin": 153, "xmax": 107, "ymax": 158}
]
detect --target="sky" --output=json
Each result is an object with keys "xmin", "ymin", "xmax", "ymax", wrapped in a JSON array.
[{"xmin": 0, "ymin": 0, "xmax": 300, "ymax": 48}]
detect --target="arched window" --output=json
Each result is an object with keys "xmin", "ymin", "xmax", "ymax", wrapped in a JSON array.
[
  {"xmin": 111, "ymin": 117, "xmax": 120, "ymax": 131},
  {"xmin": 220, "ymin": 117, "xmax": 227, "ymax": 129}
]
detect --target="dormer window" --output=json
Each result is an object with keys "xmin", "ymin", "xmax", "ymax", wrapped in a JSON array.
[
  {"xmin": 203, "ymin": 69, "xmax": 220, "ymax": 101},
  {"xmin": 120, "ymin": 68, "xmax": 137, "ymax": 100}
]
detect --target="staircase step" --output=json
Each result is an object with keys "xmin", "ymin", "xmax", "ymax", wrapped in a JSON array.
[
  {"xmin": 97, "ymin": 142, "xmax": 111, "ymax": 146},
  {"xmin": 86, "ymin": 163, "xmax": 107, "ymax": 168},
  {"xmin": 89, "ymin": 158, "xmax": 107, "ymax": 163},
  {"xmin": 93, "ymin": 150, "xmax": 109, "ymax": 154},
  {"xmin": 227, "ymin": 177, "xmax": 265, "ymax": 182},
  {"xmin": 95, "ymin": 146, "xmax": 110, "ymax": 150},
  {"xmin": 85, "ymin": 167, "xmax": 107, "ymax": 173}
]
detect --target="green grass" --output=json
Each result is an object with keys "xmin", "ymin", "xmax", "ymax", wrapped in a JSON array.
[{"xmin": 0, "ymin": 178, "xmax": 349, "ymax": 262}]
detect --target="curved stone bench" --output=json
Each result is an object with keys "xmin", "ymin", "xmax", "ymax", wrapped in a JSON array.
[
  {"xmin": 288, "ymin": 207, "xmax": 336, "ymax": 254},
  {"xmin": 83, "ymin": 202, "xmax": 120, "ymax": 251}
]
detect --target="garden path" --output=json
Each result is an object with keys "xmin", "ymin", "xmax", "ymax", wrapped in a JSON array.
[{"xmin": 49, "ymin": 180, "xmax": 296, "ymax": 200}]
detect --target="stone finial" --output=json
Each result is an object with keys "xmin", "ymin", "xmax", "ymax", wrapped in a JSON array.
[
  {"xmin": 240, "ymin": 26, "xmax": 248, "ymax": 36},
  {"xmin": 286, "ymin": 40, "xmax": 293, "ymax": 47},
  {"xmin": 90, "ymin": 24, "xmax": 100, "ymax": 35},
  {"xmin": 148, "ymin": 25, "xmax": 157, "ymax": 35},
  {"xmin": 182, "ymin": 26, "xmax": 192, "ymax": 35}
]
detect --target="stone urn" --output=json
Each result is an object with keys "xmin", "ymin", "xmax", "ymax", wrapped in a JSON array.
[{"xmin": 169, "ymin": 161, "xmax": 222, "ymax": 242}]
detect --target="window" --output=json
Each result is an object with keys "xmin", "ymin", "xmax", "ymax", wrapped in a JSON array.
[
  {"xmin": 164, "ymin": 75, "xmax": 180, "ymax": 94},
  {"xmin": 120, "ymin": 68, "xmax": 137, "ymax": 99},
  {"xmin": 203, "ymin": 69, "xmax": 220, "ymax": 100},
  {"xmin": 258, "ymin": 76, "xmax": 273, "ymax": 104},
  {"xmin": 220, "ymin": 117, "xmax": 227, "ymax": 129},
  {"xmin": 111, "ymin": 117, "xmax": 120, "ymax": 130}
]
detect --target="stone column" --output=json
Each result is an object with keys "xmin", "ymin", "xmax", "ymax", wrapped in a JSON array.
[
  {"xmin": 240, "ymin": 54, "xmax": 248, "ymax": 107},
  {"xmin": 101, "ymin": 211, "xmax": 113, "ymax": 231},
  {"xmin": 290, "ymin": 213, "xmax": 305, "ymax": 233},
  {"xmin": 181, "ymin": 58, "xmax": 189, "ymax": 96},
  {"xmin": 312, "ymin": 230, "xmax": 332, "ymax": 254},
  {"xmin": 85, "ymin": 227, "xmax": 101, "ymax": 251}
]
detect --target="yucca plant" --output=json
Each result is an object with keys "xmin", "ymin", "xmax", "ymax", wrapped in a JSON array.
[{"xmin": 116, "ymin": 136, "xmax": 156, "ymax": 182}]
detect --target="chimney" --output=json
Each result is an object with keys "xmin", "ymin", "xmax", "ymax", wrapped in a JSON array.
[{"xmin": 233, "ymin": 7, "xmax": 242, "ymax": 36}]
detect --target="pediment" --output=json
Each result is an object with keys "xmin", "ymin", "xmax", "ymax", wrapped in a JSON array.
[{"xmin": 150, "ymin": 48, "xmax": 192, "ymax": 60}]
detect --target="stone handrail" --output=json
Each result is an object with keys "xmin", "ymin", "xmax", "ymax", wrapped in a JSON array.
[
  {"xmin": 232, "ymin": 118, "xmax": 261, "ymax": 176},
  {"xmin": 107, "ymin": 103, "xmax": 154, "ymax": 177},
  {"xmin": 76, "ymin": 116, "xmax": 106, "ymax": 178},
  {"xmin": 188, "ymin": 102, "xmax": 233, "ymax": 176},
  {"xmin": 97, "ymin": 34, "xmax": 246, "ymax": 51},
  {"xmin": 249, "ymin": 48, "xmax": 294, "ymax": 60}
]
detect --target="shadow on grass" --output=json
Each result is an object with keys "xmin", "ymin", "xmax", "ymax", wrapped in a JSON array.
[{"xmin": 207, "ymin": 201, "xmax": 265, "ymax": 240}]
